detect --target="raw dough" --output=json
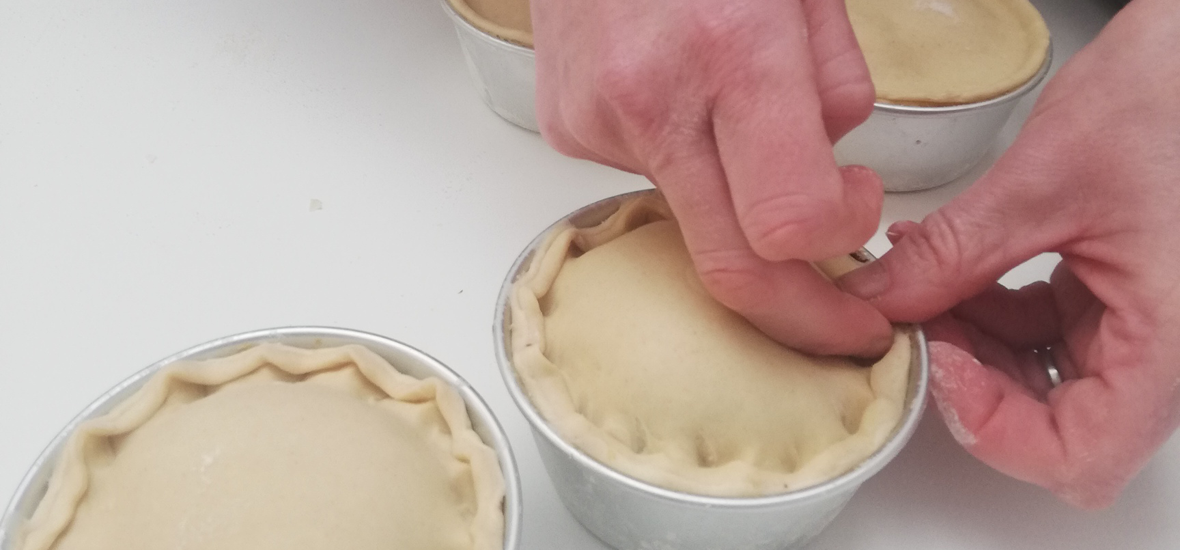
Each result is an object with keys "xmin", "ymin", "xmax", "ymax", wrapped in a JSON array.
[
  {"xmin": 510, "ymin": 195, "xmax": 911, "ymax": 497},
  {"xmin": 847, "ymin": 0, "xmax": 1050, "ymax": 105},
  {"xmin": 17, "ymin": 344, "xmax": 504, "ymax": 550},
  {"xmin": 448, "ymin": 0, "xmax": 533, "ymax": 48}
]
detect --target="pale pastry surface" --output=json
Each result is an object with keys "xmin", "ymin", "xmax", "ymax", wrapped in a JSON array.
[
  {"xmin": 448, "ymin": 0, "xmax": 532, "ymax": 48},
  {"xmin": 510, "ymin": 196, "xmax": 911, "ymax": 497},
  {"xmin": 17, "ymin": 344, "xmax": 504, "ymax": 550},
  {"xmin": 847, "ymin": 0, "xmax": 1050, "ymax": 105}
]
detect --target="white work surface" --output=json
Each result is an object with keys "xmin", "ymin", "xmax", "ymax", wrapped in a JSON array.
[{"xmin": 2, "ymin": 0, "xmax": 1176, "ymax": 548}]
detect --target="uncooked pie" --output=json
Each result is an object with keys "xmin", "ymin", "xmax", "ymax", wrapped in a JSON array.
[
  {"xmin": 448, "ymin": 0, "xmax": 533, "ymax": 48},
  {"xmin": 846, "ymin": 0, "xmax": 1050, "ymax": 105},
  {"xmin": 17, "ymin": 343, "xmax": 505, "ymax": 550},
  {"xmin": 508, "ymin": 195, "xmax": 912, "ymax": 497}
]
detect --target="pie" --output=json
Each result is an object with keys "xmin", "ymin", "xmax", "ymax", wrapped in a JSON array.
[
  {"xmin": 846, "ymin": 0, "xmax": 1050, "ymax": 105},
  {"xmin": 508, "ymin": 195, "xmax": 912, "ymax": 497},
  {"xmin": 447, "ymin": 0, "xmax": 533, "ymax": 48},
  {"xmin": 17, "ymin": 344, "xmax": 505, "ymax": 550}
]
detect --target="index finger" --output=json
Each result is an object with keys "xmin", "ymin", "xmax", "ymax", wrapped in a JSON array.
[
  {"xmin": 651, "ymin": 131, "xmax": 893, "ymax": 358},
  {"xmin": 709, "ymin": 0, "xmax": 882, "ymax": 262}
]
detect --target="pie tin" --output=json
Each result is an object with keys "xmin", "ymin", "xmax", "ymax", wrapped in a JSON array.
[
  {"xmin": 440, "ymin": 0, "xmax": 538, "ymax": 132},
  {"xmin": 0, "ymin": 326, "xmax": 523, "ymax": 550},
  {"xmin": 494, "ymin": 189, "xmax": 929, "ymax": 550},
  {"xmin": 834, "ymin": 43, "xmax": 1054, "ymax": 193}
]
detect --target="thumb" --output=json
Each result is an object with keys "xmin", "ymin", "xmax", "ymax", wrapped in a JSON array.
[{"xmin": 836, "ymin": 156, "xmax": 1074, "ymax": 322}]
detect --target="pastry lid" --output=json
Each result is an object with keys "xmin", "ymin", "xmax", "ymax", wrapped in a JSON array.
[
  {"xmin": 0, "ymin": 327, "xmax": 523, "ymax": 550},
  {"xmin": 848, "ymin": 0, "xmax": 1051, "ymax": 106},
  {"xmin": 444, "ymin": 0, "xmax": 533, "ymax": 48}
]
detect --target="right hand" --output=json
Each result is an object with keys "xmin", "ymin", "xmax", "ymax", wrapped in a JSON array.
[
  {"xmin": 839, "ymin": 0, "xmax": 1180, "ymax": 507},
  {"xmin": 531, "ymin": 0, "xmax": 894, "ymax": 357}
]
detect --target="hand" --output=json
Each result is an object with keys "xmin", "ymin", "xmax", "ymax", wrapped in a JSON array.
[
  {"xmin": 839, "ymin": 0, "xmax": 1180, "ymax": 508},
  {"xmin": 531, "ymin": 0, "xmax": 893, "ymax": 357}
]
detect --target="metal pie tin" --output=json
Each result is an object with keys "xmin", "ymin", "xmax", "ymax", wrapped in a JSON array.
[
  {"xmin": 0, "ymin": 326, "xmax": 522, "ymax": 550},
  {"xmin": 494, "ymin": 189, "xmax": 929, "ymax": 550},
  {"xmin": 834, "ymin": 43, "xmax": 1054, "ymax": 192},
  {"xmin": 440, "ymin": 0, "xmax": 538, "ymax": 132}
]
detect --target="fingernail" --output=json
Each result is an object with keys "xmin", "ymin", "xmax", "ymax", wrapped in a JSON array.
[
  {"xmin": 851, "ymin": 332, "xmax": 894, "ymax": 363},
  {"xmin": 885, "ymin": 220, "xmax": 920, "ymax": 244},
  {"xmin": 871, "ymin": 331, "xmax": 895, "ymax": 356},
  {"xmin": 838, "ymin": 260, "xmax": 890, "ymax": 300}
]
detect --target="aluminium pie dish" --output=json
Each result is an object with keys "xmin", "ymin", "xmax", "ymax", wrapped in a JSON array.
[
  {"xmin": 0, "ymin": 327, "xmax": 521, "ymax": 550},
  {"xmin": 440, "ymin": 0, "xmax": 537, "ymax": 131},
  {"xmin": 510, "ymin": 194, "xmax": 911, "ymax": 496},
  {"xmin": 494, "ymin": 190, "xmax": 929, "ymax": 550},
  {"xmin": 835, "ymin": 0, "xmax": 1053, "ymax": 191}
]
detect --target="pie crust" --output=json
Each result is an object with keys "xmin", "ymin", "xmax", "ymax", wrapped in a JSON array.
[
  {"xmin": 17, "ymin": 344, "xmax": 505, "ymax": 550},
  {"xmin": 847, "ymin": 0, "xmax": 1050, "ymax": 105},
  {"xmin": 447, "ymin": 0, "xmax": 533, "ymax": 48},
  {"xmin": 509, "ymin": 195, "xmax": 911, "ymax": 497}
]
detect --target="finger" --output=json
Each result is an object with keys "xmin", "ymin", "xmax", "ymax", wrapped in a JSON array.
[
  {"xmin": 713, "ymin": 94, "xmax": 884, "ymax": 262},
  {"xmin": 929, "ymin": 312, "xmax": 1067, "ymax": 400},
  {"xmin": 801, "ymin": 0, "xmax": 876, "ymax": 141},
  {"xmin": 928, "ymin": 341, "xmax": 1067, "ymax": 486},
  {"xmin": 923, "ymin": 313, "xmax": 976, "ymax": 354},
  {"xmin": 884, "ymin": 220, "xmax": 920, "ymax": 244},
  {"xmin": 883, "ymin": 220, "xmax": 1064, "ymax": 347},
  {"xmin": 951, "ymin": 281, "xmax": 1063, "ymax": 348},
  {"xmin": 928, "ymin": 341, "xmax": 1147, "ymax": 508},
  {"xmin": 837, "ymin": 145, "xmax": 1078, "ymax": 322},
  {"xmin": 710, "ymin": 2, "xmax": 882, "ymax": 263},
  {"xmin": 651, "ymin": 133, "xmax": 893, "ymax": 357},
  {"xmin": 1050, "ymin": 262, "xmax": 1103, "ymax": 339}
]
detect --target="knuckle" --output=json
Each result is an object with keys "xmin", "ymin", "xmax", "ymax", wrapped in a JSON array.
[
  {"xmin": 902, "ymin": 211, "xmax": 972, "ymax": 285},
  {"xmin": 819, "ymin": 71, "xmax": 875, "ymax": 125},
  {"xmin": 740, "ymin": 194, "xmax": 832, "ymax": 259},
  {"xmin": 682, "ymin": 2, "xmax": 756, "ymax": 58},
  {"xmin": 692, "ymin": 249, "xmax": 770, "ymax": 312},
  {"xmin": 643, "ymin": 120, "xmax": 710, "ymax": 176},
  {"xmin": 736, "ymin": 193, "xmax": 849, "ymax": 259},
  {"xmin": 594, "ymin": 54, "xmax": 664, "ymax": 131}
]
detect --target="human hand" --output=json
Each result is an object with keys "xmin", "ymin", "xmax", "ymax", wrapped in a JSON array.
[
  {"xmin": 839, "ymin": 0, "xmax": 1180, "ymax": 508},
  {"xmin": 531, "ymin": 0, "xmax": 893, "ymax": 357}
]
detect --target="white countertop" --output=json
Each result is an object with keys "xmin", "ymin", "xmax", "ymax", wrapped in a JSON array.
[{"xmin": 2, "ymin": 0, "xmax": 1175, "ymax": 548}]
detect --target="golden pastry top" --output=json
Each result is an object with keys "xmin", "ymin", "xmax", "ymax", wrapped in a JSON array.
[{"xmin": 847, "ymin": 0, "xmax": 1050, "ymax": 105}]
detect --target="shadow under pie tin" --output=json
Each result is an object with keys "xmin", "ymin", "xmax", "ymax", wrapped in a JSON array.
[
  {"xmin": 493, "ymin": 189, "xmax": 929, "ymax": 550},
  {"xmin": 0, "ymin": 326, "xmax": 522, "ymax": 550}
]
